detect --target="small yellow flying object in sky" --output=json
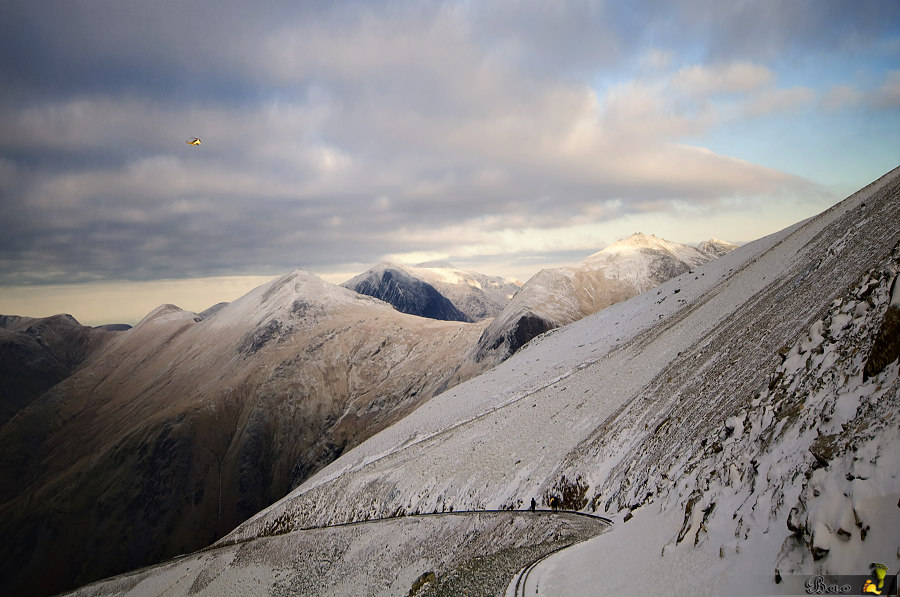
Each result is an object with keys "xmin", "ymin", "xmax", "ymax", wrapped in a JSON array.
[{"xmin": 186, "ymin": 137, "xmax": 201, "ymax": 145}]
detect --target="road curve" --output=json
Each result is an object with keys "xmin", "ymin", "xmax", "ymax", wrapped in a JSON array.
[{"xmin": 504, "ymin": 510, "xmax": 611, "ymax": 597}]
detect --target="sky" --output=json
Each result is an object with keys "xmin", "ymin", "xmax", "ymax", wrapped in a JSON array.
[{"xmin": 1, "ymin": 0, "xmax": 898, "ymax": 325}]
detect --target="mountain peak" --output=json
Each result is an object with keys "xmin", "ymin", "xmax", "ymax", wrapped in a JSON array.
[
  {"xmin": 697, "ymin": 238, "xmax": 739, "ymax": 258},
  {"xmin": 342, "ymin": 264, "xmax": 470, "ymax": 322},
  {"xmin": 134, "ymin": 303, "xmax": 186, "ymax": 325},
  {"xmin": 603, "ymin": 232, "xmax": 671, "ymax": 252}
]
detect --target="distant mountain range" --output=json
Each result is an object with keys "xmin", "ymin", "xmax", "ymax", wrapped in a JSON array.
[
  {"xmin": 71, "ymin": 166, "xmax": 900, "ymax": 597},
  {"xmin": 1, "ymin": 234, "xmax": 738, "ymax": 596}
]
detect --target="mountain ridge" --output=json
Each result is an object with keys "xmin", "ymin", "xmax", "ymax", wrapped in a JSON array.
[
  {"xmin": 0, "ymin": 313, "xmax": 123, "ymax": 427},
  {"xmin": 0, "ymin": 269, "xmax": 493, "ymax": 597}
]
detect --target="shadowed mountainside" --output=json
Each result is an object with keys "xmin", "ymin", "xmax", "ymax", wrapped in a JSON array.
[
  {"xmin": 0, "ymin": 314, "xmax": 126, "ymax": 426},
  {"xmin": 343, "ymin": 266, "xmax": 470, "ymax": 321}
]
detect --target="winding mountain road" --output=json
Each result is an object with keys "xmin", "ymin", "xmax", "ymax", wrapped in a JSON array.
[{"xmin": 66, "ymin": 508, "xmax": 611, "ymax": 597}]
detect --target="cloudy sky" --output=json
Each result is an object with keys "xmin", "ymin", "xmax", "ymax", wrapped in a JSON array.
[{"xmin": 1, "ymin": 1, "xmax": 898, "ymax": 325}]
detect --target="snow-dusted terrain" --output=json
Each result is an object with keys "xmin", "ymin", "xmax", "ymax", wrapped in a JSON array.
[
  {"xmin": 63, "ymin": 166, "xmax": 900, "ymax": 596},
  {"xmin": 475, "ymin": 233, "xmax": 734, "ymax": 363},
  {"xmin": 342, "ymin": 261, "xmax": 521, "ymax": 322}
]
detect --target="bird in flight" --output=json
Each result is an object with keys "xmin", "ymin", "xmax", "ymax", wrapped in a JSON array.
[{"xmin": 186, "ymin": 137, "xmax": 202, "ymax": 146}]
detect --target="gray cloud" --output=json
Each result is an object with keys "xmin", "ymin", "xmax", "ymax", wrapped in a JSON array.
[{"xmin": 0, "ymin": 1, "xmax": 891, "ymax": 287}]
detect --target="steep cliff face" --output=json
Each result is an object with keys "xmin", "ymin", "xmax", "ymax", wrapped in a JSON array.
[
  {"xmin": 0, "ymin": 270, "xmax": 490, "ymax": 597},
  {"xmin": 475, "ymin": 234, "xmax": 730, "ymax": 364}
]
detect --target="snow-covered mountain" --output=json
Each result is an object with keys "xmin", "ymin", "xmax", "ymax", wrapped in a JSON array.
[
  {"xmin": 476, "ymin": 233, "xmax": 732, "ymax": 362},
  {"xmin": 342, "ymin": 261, "xmax": 521, "ymax": 322},
  {"xmin": 66, "ymin": 166, "xmax": 900, "ymax": 596},
  {"xmin": 0, "ymin": 270, "xmax": 492, "ymax": 597}
]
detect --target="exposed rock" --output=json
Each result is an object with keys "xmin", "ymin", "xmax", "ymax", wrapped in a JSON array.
[{"xmin": 863, "ymin": 301, "xmax": 900, "ymax": 380}]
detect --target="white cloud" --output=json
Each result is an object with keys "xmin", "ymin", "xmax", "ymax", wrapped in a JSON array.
[
  {"xmin": 820, "ymin": 71, "xmax": 900, "ymax": 113},
  {"xmin": 664, "ymin": 61, "xmax": 820, "ymax": 123},
  {"xmin": 640, "ymin": 49, "xmax": 673, "ymax": 71},
  {"xmin": 671, "ymin": 62, "xmax": 774, "ymax": 97},
  {"xmin": 2, "ymin": 51, "xmax": 818, "ymax": 288}
]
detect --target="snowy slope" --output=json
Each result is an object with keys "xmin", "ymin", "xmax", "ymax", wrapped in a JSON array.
[
  {"xmin": 528, "ymin": 248, "xmax": 900, "ymax": 596},
  {"xmin": 475, "ymin": 233, "xmax": 729, "ymax": 363},
  {"xmin": 342, "ymin": 261, "xmax": 520, "ymax": 322},
  {"xmin": 63, "ymin": 166, "xmax": 900, "ymax": 597}
]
